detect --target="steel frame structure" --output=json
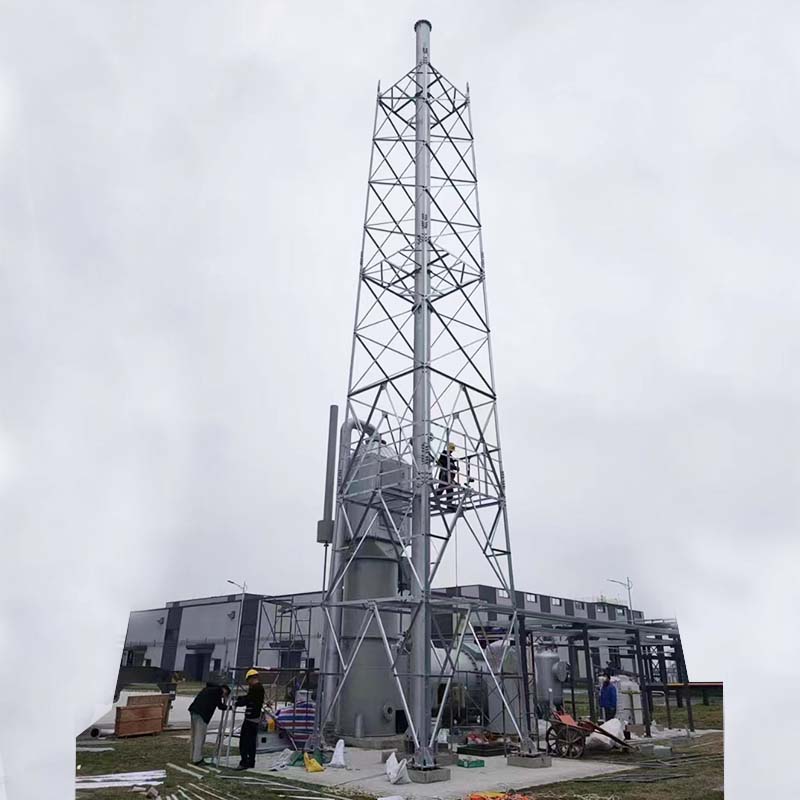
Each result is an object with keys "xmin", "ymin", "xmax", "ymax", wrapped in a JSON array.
[
  {"xmin": 315, "ymin": 20, "xmax": 531, "ymax": 769},
  {"xmin": 310, "ymin": 21, "xmax": 695, "ymax": 771},
  {"xmin": 308, "ymin": 586, "xmax": 687, "ymax": 755}
]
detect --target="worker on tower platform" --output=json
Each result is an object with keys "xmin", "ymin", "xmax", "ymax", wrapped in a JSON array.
[
  {"xmin": 435, "ymin": 442, "xmax": 459, "ymax": 510},
  {"xmin": 234, "ymin": 669, "xmax": 265, "ymax": 770}
]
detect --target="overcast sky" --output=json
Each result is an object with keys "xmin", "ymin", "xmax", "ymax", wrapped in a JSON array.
[{"xmin": 1, "ymin": 1, "xmax": 798, "ymax": 797}]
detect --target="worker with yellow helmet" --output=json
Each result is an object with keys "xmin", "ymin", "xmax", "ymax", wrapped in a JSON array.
[{"xmin": 233, "ymin": 668, "xmax": 264, "ymax": 770}]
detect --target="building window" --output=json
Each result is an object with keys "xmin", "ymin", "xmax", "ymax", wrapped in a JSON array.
[
  {"xmin": 213, "ymin": 659, "xmax": 221, "ymax": 672},
  {"xmin": 525, "ymin": 593, "xmax": 538, "ymax": 603},
  {"xmin": 551, "ymin": 597, "xmax": 562, "ymax": 606},
  {"xmin": 575, "ymin": 601, "xmax": 585, "ymax": 610},
  {"xmin": 498, "ymin": 589, "xmax": 509, "ymax": 599},
  {"xmin": 144, "ymin": 658, "xmax": 152, "ymax": 667},
  {"xmin": 596, "ymin": 604, "xmax": 606, "ymax": 613}
]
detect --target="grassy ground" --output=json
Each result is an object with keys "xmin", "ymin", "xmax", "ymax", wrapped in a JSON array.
[
  {"xmin": 528, "ymin": 732, "xmax": 724, "ymax": 799},
  {"xmin": 78, "ymin": 691, "xmax": 723, "ymax": 799},
  {"xmin": 76, "ymin": 732, "xmax": 364, "ymax": 800},
  {"xmin": 77, "ymin": 731, "xmax": 724, "ymax": 800},
  {"xmin": 650, "ymin": 697, "xmax": 723, "ymax": 731},
  {"xmin": 562, "ymin": 690, "xmax": 723, "ymax": 730}
]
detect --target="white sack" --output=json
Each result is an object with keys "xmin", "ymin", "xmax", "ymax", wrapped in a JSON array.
[{"xmin": 330, "ymin": 738, "xmax": 347, "ymax": 768}]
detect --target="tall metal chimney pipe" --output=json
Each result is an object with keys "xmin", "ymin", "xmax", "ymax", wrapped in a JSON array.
[
  {"xmin": 410, "ymin": 16, "xmax": 434, "ymax": 769},
  {"xmin": 316, "ymin": 404, "xmax": 339, "ymax": 544}
]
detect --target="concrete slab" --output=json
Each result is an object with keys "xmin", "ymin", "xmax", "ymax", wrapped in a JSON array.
[
  {"xmin": 222, "ymin": 747, "xmax": 631, "ymax": 799},
  {"xmin": 506, "ymin": 754, "xmax": 551, "ymax": 769},
  {"xmin": 408, "ymin": 765, "xmax": 451, "ymax": 783}
]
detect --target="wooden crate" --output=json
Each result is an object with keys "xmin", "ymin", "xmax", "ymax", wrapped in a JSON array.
[
  {"xmin": 127, "ymin": 694, "xmax": 172, "ymax": 726},
  {"xmin": 115, "ymin": 704, "xmax": 163, "ymax": 738}
]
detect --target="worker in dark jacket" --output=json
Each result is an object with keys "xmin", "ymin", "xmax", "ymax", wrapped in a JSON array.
[
  {"xmin": 435, "ymin": 442, "xmax": 459, "ymax": 510},
  {"xmin": 234, "ymin": 669, "xmax": 265, "ymax": 770},
  {"xmin": 188, "ymin": 683, "xmax": 230, "ymax": 765},
  {"xmin": 599, "ymin": 673, "xmax": 617, "ymax": 721}
]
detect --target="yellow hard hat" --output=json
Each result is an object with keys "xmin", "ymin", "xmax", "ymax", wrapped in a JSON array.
[
  {"xmin": 245, "ymin": 668, "xmax": 260, "ymax": 679},
  {"xmin": 447, "ymin": 442, "xmax": 456, "ymax": 452}
]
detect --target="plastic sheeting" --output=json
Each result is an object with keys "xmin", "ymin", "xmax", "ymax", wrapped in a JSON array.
[
  {"xmin": 586, "ymin": 717, "xmax": 625, "ymax": 750},
  {"xmin": 385, "ymin": 752, "xmax": 410, "ymax": 784}
]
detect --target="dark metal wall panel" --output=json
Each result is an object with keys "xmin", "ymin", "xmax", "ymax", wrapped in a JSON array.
[
  {"xmin": 432, "ymin": 612, "xmax": 453, "ymax": 645},
  {"xmin": 540, "ymin": 595, "xmax": 551, "ymax": 613},
  {"xmin": 478, "ymin": 586, "xmax": 497, "ymax": 603},
  {"xmin": 564, "ymin": 599, "xmax": 574, "ymax": 616},
  {"xmin": 236, "ymin": 597, "xmax": 260, "ymax": 670},
  {"xmin": 587, "ymin": 604, "xmax": 596, "ymax": 620},
  {"xmin": 161, "ymin": 606, "xmax": 183, "ymax": 672}
]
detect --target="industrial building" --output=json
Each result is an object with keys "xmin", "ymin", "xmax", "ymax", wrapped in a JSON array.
[{"xmin": 122, "ymin": 584, "xmax": 673, "ymax": 684}]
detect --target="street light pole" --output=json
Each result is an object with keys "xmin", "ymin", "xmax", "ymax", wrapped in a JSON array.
[{"xmin": 607, "ymin": 577, "xmax": 634, "ymax": 623}]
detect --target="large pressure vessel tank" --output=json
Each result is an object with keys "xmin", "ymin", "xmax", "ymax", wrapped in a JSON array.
[
  {"xmin": 431, "ymin": 646, "xmax": 485, "ymax": 726},
  {"xmin": 534, "ymin": 644, "xmax": 568, "ymax": 711},
  {"xmin": 337, "ymin": 441, "xmax": 410, "ymax": 739}
]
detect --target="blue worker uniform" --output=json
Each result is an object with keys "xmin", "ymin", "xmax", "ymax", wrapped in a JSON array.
[{"xmin": 599, "ymin": 682, "xmax": 617, "ymax": 722}]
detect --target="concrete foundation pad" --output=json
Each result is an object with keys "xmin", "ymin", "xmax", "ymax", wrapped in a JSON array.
[
  {"xmin": 408, "ymin": 766, "xmax": 451, "ymax": 783},
  {"xmin": 242, "ymin": 747, "xmax": 633, "ymax": 799},
  {"xmin": 344, "ymin": 734, "xmax": 406, "ymax": 750},
  {"xmin": 506, "ymin": 753, "xmax": 552, "ymax": 769}
]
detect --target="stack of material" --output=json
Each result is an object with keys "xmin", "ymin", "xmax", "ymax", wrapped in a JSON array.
[
  {"xmin": 127, "ymin": 694, "xmax": 173, "ymax": 726},
  {"xmin": 75, "ymin": 769, "xmax": 166, "ymax": 790},
  {"xmin": 115, "ymin": 703, "xmax": 164, "ymax": 737}
]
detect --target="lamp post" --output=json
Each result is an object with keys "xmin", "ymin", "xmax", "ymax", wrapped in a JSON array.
[{"xmin": 607, "ymin": 577, "xmax": 634, "ymax": 623}]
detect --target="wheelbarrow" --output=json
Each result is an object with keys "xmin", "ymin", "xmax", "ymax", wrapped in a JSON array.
[{"xmin": 545, "ymin": 711, "xmax": 632, "ymax": 759}]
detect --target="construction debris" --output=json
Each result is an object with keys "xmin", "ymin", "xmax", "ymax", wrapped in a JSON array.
[
  {"xmin": 75, "ymin": 769, "xmax": 166, "ymax": 790},
  {"xmin": 187, "ymin": 782, "xmax": 228, "ymax": 800},
  {"xmin": 173, "ymin": 784, "xmax": 239, "ymax": 800},
  {"xmin": 581, "ymin": 772, "xmax": 690, "ymax": 784},
  {"xmin": 166, "ymin": 762, "xmax": 206, "ymax": 779}
]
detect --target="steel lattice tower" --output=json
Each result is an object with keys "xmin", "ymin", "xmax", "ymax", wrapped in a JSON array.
[{"xmin": 318, "ymin": 20, "xmax": 530, "ymax": 772}]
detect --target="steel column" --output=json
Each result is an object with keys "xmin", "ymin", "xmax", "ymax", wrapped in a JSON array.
[
  {"xmin": 634, "ymin": 630, "xmax": 652, "ymax": 737},
  {"xmin": 582, "ymin": 626, "xmax": 597, "ymax": 722}
]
